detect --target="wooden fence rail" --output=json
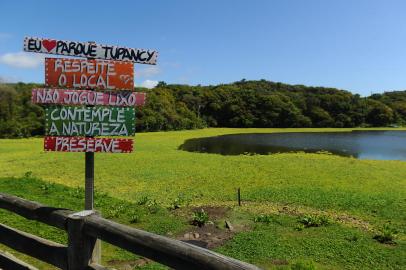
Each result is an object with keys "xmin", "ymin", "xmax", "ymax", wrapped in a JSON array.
[{"xmin": 0, "ymin": 193, "xmax": 261, "ymax": 270}]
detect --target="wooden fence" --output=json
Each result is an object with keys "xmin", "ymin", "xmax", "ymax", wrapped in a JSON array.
[{"xmin": 0, "ymin": 193, "xmax": 261, "ymax": 270}]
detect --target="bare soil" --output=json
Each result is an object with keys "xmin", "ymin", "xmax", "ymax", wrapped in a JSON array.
[{"xmin": 176, "ymin": 206, "xmax": 245, "ymax": 249}]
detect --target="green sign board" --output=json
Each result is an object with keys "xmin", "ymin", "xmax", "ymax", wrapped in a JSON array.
[{"xmin": 45, "ymin": 106, "xmax": 135, "ymax": 136}]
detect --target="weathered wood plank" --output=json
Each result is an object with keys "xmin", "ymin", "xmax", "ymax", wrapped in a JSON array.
[
  {"xmin": 83, "ymin": 216, "xmax": 262, "ymax": 270},
  {"xmin": 44, "ymin": 58, "xmax": 134, "ymax": 90},
  {"xmin": 0, "ymin": 223, "xmax": 67, "ymax": 269},
  {"xmin": 67, "ymin": 214, "xmax": 97, "ymax": 270},
  {"xmin": 0, "ymin": 251, "xmax": 39, "ymax": 270},
  {"xmin": 0, "ymin": 193, "xmax": 72, "ymax": 230},
  {"xmin": 0, "ymin": 193, "xmax": 261, "ymax": 270},
  {"xmin": 24, "ymin": 37, "xmax": 158, "ymax": 65},
  {"xmin": 32, "ymin": 89, "xmax": 146, "ymax": 107}
]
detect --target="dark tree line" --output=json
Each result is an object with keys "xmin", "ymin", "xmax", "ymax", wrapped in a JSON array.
[{"xmin": 0, "ymin": 80, "xmax": 404, "ymax": 138}]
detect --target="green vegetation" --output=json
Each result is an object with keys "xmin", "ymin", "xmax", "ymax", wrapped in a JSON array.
[
  {"xmin": 254, "ymin": 214, "xmax": 276, "ymax": 224},
  {"xmin": 1, "ymin": 128, "xmax": 405, "ymax": 224},
  {"xmin": 1, "ymin": 80, "xmax": 406, "ymax": 137},
  {"xmin": 191, "ymin": 208, "xmax": 209, "ymax": 227},
  {"xmin": 298, "ymin": 214, "xmax": 331, "ymax": 228},
  {"xmin": 0, "ymin": 128, "xmax": 405, "ymax": 269},
  {"xmin": 373, "ymin": 224, "xmax": 398, "ymax": 244},
  {"xmin": 0, "ymin": 175, "xmax": 185, "ymax": 269},
  {"xmin": 217, "ymin": 213, "xmax": 405, "ymax": 270}
]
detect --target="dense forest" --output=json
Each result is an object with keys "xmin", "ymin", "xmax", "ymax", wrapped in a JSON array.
[{"xmin": 0, "ymin": 80, "xmax": 405, "ymax": 138}]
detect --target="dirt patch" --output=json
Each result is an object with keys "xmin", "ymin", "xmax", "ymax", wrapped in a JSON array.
[
  {"xmin": 176, "ymin": 206, "xmax": 246, "ymax": 249},
  {"xmin": 191, "ymin": 206, "xmax": 229, "ymax": 220},
  {"xmin": 108, "ymin": 206, "xmax": 241, "ymax": 269},
  {"xmin": 181, "ymin": 222, "xmax": 234, "ymax": 249},
  {"xmin": 336, "ymin": 214, "xmax": 371, "ymax": 231}
]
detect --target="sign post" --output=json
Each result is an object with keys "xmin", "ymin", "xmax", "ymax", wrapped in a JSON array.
[
  {"xmin": 86, "ymin": 45, "xmax": 95, "ymax": 212},
  {"xmin": 85, "ymin": 151, "xmax": 94, "ymax": 210},
  {"xmin": 25, "ymin": 36, "xmax": 157, "ymax": 263}
]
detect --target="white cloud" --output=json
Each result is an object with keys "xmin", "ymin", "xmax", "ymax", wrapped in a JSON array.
[
  {"xmin": 0, "ymin": 52, "xmax": 44, "ymax": 68},
  {"xmin": 0, "ymin": 75, "xmax": 19, "ymax": 83},
  {"xmin": 137, "ymin": 66, "xmax": 160, "ymax": 77},
  {"xmin": 140, "ymin": 80, "xmax": 158, "ymax": 89}
]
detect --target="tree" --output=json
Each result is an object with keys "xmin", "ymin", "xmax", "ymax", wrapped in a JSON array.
[{"xmin": 365, "ymin": 100, "xmax": 394, "ymax": 126}]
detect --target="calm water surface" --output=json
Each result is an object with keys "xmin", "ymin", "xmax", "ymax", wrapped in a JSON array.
[{"xmin": 179, "ymin": 131, "xmax": 406, "ymax": 161}]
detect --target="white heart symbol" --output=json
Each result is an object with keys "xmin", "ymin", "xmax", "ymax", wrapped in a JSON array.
[{"xmin": 120, "ymin": 75, "xmax": 131, "ymax": 84}]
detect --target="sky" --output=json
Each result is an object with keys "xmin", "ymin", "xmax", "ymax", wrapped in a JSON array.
[{"xmin": 0, "ymin": 0, "xmax": 406, "ymax": 95}]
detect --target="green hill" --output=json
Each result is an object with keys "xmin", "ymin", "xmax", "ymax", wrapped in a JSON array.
[{"xmin": 1, "ymin": 80, "xmax": 405, "ymax": 138}]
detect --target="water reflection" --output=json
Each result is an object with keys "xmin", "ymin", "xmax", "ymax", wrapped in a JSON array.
[{"xmin": 179, "ymin": 131, "xmax": 406, "ymax": 161}]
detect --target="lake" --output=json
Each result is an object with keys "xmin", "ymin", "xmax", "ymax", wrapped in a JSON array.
[{"xmin": 179, "ymin": 131, "xmax": 406, "ymax": 161}]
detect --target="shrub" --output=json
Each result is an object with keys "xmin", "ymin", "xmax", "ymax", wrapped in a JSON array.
[
  {"xmin": 373, "ymin": 224, "xmax": 397, "ymax": 244},
  {"xmin": 129, "ymin": 213, "xmax": 141, "ymax": 224},
  {"xmin": 137, "ymin": 195, "xmax": 150, "ymax": 206},
  {"xmin": 191, "ymin": 209, "xmax": 209, "ymax": 227},
  {"xmin": 146, "ymin": 199, "xmax": 160, "ymax": 214},
  {"xmin": 169, "ymin": 193, "xmax": 189, "ymax": 210},
  {"xmin": 298, "ymin": 214, "xmax": 330, "ymax": 228},
  {"xmin": 295, "ymin": 224, "xmax": 305, "ymax": 231},
  {"xmin": 254, "ymin": 214, "xmax": 273, "ymax": 224},
  {"xmin": 24, "ymin": 171, "xmax": 33, "ymax": 178},
  {"xmin": 105, "ymin": 204, "xmax": 125, "ymax": 219},
  {"xmin": 40, "ymin": 182, "xmax": 54, "ymax": 193}
]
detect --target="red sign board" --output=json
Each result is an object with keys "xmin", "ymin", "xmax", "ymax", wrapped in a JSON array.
[
  {"xmin": 45, "ymin": 58, "xmax": 134, "ymax": 90},
  {"xmin": 32, "ymin": 88, "xmax": 146, "ymax": 107},
  {"xmin": 44, "ymin": 136, "xmax": 133, "ymax": 153}
]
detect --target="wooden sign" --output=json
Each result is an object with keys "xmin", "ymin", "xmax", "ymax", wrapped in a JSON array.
[
  {"xmin": 24, "ymin": 37, "xmax": 158, "ymax": 65},
  {"xmin": 32, "ymin": 89, "xmax": 146, "ymax": 107},
  {"xmin": 45, "ymin": 58, "xmax": 134, "ymax": 90},
  {"xmin": 44, "ymin": 136, "xmax": 133, "ymax": 153},
  {"xmin": 45, "ymin": 106, "xmax": 135, "ymax": 136}
]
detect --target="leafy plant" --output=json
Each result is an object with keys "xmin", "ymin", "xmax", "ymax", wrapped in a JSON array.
[
  {"xmin": 105, "ymin": 204, "xmax": 126, "ymax": 219},
  {"xmin": 129, "ymin": 213, "xmax": 141, "ymax": 224},
  {"xmin": 373, "ymin": 224, "xmax": 397, "ymax": 244},
  {"xmin": 254, "ymin": 214, "xmax": 273, "ymax": 224},
  {"xmin": 24, "ymin": 171, "xmax": 33, "ymax": 178},
  {"xmin": 68, "ymin": 187, "xmax": 84, "ymax": 198},
  {"xmin": 40, "ymin": 182, "xmax": 54, "ymax": 193},
  {"xmin": 169, "ymin": 193, "xmax": 189, "ymax": 210},
  {"xmin": 137, "ymin": 195, "xmax": 150, "ymax": 206},
  {"xmin": 146, "ymin": 199, "xmax": 160, "ymax": 214},
  {"xmin": 298, "ymin": 214, "xmax": 330, "ymax": 228},
  {"xmin": 191, "ymin": 209, "xmax": 209, "ymax": 227},
  {"xmin": 294, "ymin": 224, "xmax": 305, "ymax": 231},
  {"xmin": 345, "ymin": 234, "xmax": 359, "ymax": 242}
]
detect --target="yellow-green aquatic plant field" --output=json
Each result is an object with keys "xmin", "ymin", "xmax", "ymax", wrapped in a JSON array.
[{"xmin": 0, "ymin": 128, "xmax": 405, "ymax": 269}]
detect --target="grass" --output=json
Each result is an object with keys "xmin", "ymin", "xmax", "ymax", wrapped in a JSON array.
[
  {"xmin": 0, "ymin": 128, "xmax": 405, "ymax": 269},
  {"xmin": 0, "ymin": 175, "xmax": 185, "ymax": 269},
  {"xmin": 217, "ymin": 212, "xmax": 406, "ymax": 270}
]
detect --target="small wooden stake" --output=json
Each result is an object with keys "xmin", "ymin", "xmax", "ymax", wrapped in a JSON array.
[{"xmin": 237, "ymin": 188, "xmax": 241, "ymax": 206}]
